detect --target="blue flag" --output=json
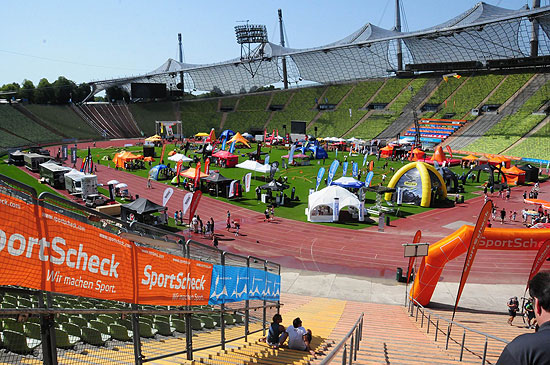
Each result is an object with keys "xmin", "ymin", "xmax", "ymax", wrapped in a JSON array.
[
  {"xmin": 365, "ymin": 171, "xmax": 374, "ymax": 187},
  {"xmin": 229, "ymin": 141, "xmax": 236, "ymax": 154},
  {"xmin": 264, "ymin": 155, "xmax": 270, "ymax": 165},
  {"xmin": 221, "ymin": 136, "xmax": 227, "ymax": 151},
  {"xmin": 342, "ymin": 161, "xmax": 348, "ymax": 176},
  {"xmin": 327, "ymin": 160, "xmax": 340, "ymax": 186},
  {"xmin": 315, "ymin": 167, "xmax": 325, "ymax": 191},
  {"xmin": 352, "ymin": 162, "xmax": 358, "ymax": 178},
  {"xmin": 288, "ymin": 145, "xmax": 296, "ymax": 165},
  {"xmin": 362, "ymin": 153, "xmax": 368, "ymax": 167}
]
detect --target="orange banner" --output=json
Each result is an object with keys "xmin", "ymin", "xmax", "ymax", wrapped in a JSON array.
[{"xmin": 0, "ymin": 193, "xmax": 211, "ymax": 305}]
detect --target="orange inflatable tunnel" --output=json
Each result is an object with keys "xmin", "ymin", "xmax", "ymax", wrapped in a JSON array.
[{"xmin": 411, "ymin": 225, "xmax": 550, "ymax": 306}]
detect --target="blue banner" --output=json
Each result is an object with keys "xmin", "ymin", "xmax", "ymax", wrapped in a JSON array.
[
  {"xmin": 288, "ymin": 145, "xmax": 296, "ymax": 165},
  {"xmin": 221, "ymin": 137, "xmax": 227, "ymax": 151},
  {"xmin": 209, "ymin": 265, "xmax": 280, "ymax": 305},
  {"xmin": 352, "ymin": 162, "xmax": 358, "ymax": 178},
  {"xmin": 362, "ymin": 153, "xmax": 368, "ymax": 167},
  {"xmin": 327, "ymin": 160, "xmax": 340, "ymax": 186},
  {"xmin": 342, "ymin": 161, "xmax": 348, "ymax": 176},
  {"xmin": 229, "ymin": 141, "xmax": 236, "ymax": 154},
  {"xmin": 365, "ymin": 171, "xmax": 374, "ymax": 187},
  {"xmin": 315, "ymin": 167, "xmax": 325, "ymax": 191},
  {"xmin": 264, "ymin": 155, "xmax": 270, "ymax": 165}
]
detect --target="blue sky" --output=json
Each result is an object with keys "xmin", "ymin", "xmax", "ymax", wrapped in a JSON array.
[{"xmin": 0, "ymin": 0, "xmax": 540, "ymax": 86}]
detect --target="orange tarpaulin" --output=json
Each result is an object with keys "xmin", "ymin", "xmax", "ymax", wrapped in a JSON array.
[
  {"xmin": 488, "ymin": 155, "xmax": 511, "ymax": 168},
  {"xmin": 227, "ymin": 132, "xmax": 251, "ymax": 148},
  {"xmin": 180, "ymin": 168, "xmax": 209, "ymax": 179},
  {"xmin": 462, "ymin": 154, "xmax": 478, "ymax": 161},
  {"xmin": 411, "ymin": 148, "xmax": 425, "ymax": 161},
  {"xmin": 380, "ymin": 145, "xmax": 393, "ymax": 158},
  {"xmin": 113, "ymin": 151, "xmax": 141, "ymax": 169}
]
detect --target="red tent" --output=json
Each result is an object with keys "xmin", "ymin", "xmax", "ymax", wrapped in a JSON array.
[
  {"xmin": 212, "ymin": 150, "xmax": 239, "ymax": 168},
  {"xmin": 380, "ymin": 145, "xmax": 393, "ymax": 158},
  {"xmin": 411, "ymin": 148, "xmax": 425, "ymax": 161},
  {"xmin": 501, "ymin": 165, "xmax": 525, "ymax": 185}
]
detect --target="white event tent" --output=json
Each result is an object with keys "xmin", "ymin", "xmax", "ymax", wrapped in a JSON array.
[{"xmin": 306, "ymin": 185, "xmax": 361, "ymax": 222}]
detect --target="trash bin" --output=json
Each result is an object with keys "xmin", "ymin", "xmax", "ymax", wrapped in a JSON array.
[
  {"xmin": 396, "ymin": 267, "xmax": 403, "ymax": 282},
  {"xmin": 386, "ymin": 215, "xmax": 391, "ymax": 226}
]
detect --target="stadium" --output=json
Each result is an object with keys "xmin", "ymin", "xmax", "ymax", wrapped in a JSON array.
[{"xmin": 1, "ymin": 1, "xmax": 550, "ymax": 364}]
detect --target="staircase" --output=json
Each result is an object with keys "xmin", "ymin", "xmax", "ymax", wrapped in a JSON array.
[
  {"xmin": 446, "ymin": 73, "xmax": 550, "ymax": 150},
  {"xmin": 377, "ymin": 77, "xmax": 441, "ymax": 140}
]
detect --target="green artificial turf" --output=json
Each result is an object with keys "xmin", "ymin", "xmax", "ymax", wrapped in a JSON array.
[{"xmin": 77, "ymin": 143, "xmax": 488, "ymax": 229}]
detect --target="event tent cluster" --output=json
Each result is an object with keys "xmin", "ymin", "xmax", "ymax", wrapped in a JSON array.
[{"xmin": 88, "ymin": 3, "xmax": 550, "ymax": 97}]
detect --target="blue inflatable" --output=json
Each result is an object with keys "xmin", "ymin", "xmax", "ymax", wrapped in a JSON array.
[{"xmin": 300, "ymin": 141, "xmax": 328, "ymax": 159}]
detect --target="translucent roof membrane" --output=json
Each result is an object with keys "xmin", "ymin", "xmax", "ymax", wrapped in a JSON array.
[{"xmin": 88, "ymin": 3, "xmax": 550, "ymax": 98}]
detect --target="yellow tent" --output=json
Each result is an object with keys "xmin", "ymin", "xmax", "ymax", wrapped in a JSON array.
[
  {"xmin": 145, "ymin": 135, "xmax": 162, "ymax": 142},
  {"xmin": 195, "ymin": 132, "xmax": 209, "ymax": 137},
  {"xmin": 227, "ymin": 132, "xmax": 251, "ymax": 148}
]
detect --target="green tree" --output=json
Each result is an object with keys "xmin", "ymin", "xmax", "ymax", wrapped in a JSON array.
[
  {"xmin": 34, "ymin": 78, "xmax": 54, "ymax": 104},
  {"xmin": 106, "ymin": 86, "xmax": 129, "ymax": 102},
  {"xmin": 52, "ymin": 76, "xmax": 76, "ymax": 104},
  {"xmin": 0, "ymin": 82, "xmax": 20, "ymax": 100},
  {"xmin": 73, "ymin": 83, "xmax": 91, "ymax": 103},
  {"xmin": 20, "ymin": 79, "xmax": 35, "ymax": 103}
]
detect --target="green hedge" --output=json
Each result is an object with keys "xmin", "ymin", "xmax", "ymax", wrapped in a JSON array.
[{"xmin": 26, "ymin": 105, "xmax": 99, "ymax": 140}]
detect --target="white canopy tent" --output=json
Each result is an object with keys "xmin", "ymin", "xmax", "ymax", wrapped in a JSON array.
[
  {"xmin": 236, "ymin": 160, "xmax": 278, "ymax": 174},
  {"xmin": 306, "ymin": 185, "xmax": 361, "ymax": 222},
  {"xmin": 168, "ymin": 153, "xmax": 193, "ymax": 163}
]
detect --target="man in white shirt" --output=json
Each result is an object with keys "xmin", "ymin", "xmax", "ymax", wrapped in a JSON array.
[{"xmin": 285, "ymin": 317, "xmax": 314, "ymax": 354}]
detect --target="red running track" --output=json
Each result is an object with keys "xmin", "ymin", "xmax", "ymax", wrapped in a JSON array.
[{"xmin": 39, "ymin": 141, "xmax": 550, "ymax": 284}]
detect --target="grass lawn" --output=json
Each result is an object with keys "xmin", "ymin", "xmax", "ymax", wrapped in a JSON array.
[
  {"xmin": 0, "ymin": 161, "xmax": 64, "ymax": 197},
  {"xmin": 80, "ymin": 143, "xmax": 488, "ymax": 229}
]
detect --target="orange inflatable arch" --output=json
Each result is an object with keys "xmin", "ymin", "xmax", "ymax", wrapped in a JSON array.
[{"xmin": 411, "ymin": 226, "xmax": 550, "ymax": 306}]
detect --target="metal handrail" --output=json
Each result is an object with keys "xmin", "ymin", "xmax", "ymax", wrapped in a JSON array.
[
  {"xmin": 410, "ymin": 299, "xmax": 509, "ymax": 344},
  {"xmin": 319, "ymin": 312, "xmax": 363, "ymax": 365}
]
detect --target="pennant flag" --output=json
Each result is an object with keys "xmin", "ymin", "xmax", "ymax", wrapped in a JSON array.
[
  {"xmin": 243, "ymin": 172, "xmax": 252, "ymax": 193},
  {"xmin": 327, "ymin": 160, "xmax": 340, "ymax": 186},
  {"xmin": 446, "ymin": 146, "xmax": 453, "ymax": 159},
  {"xmin": 369, "ymin": 160, "xmax": 374, "ymax": 171},
  {"xmin": 365, "ymin": 171, "xmax": 374, "ymax": 187},
  {"xmin": 452, "ymin": 200, "xmax": 493, "ymax": 322},
  {"xmin": 182, "ymin": 192, "xmax": 193, "ymax": 215},
  {"xmin": 264, "ymin": 155, "xmax": 270, "ymax": 165},
  {"xmin": 362, "ymin": 153, "xmax": 368, "ymax": 167},
  {"xmin": 194, "ymin": 161, "xmax": 201, "ymax": 188},
  {"xmin": 352, "ymin": 162, "xmax": 358, "ymax": 178},
  {"xmin": 160, "ymin": 143, "xmax": 167, "ymax": 163},
  {"xmin": 229, "ymin": 141, "xmax": 236, "ymax": 154},
  {"xmin": 263, "ymin": 129, "xmax": 267, "ymax": 142},
  {"xmin": 162, "ymin": 187, "xmax": 174, "ymax": 206},
  {"xmin": 221, "ymin": 136, "xmax": 227, "ymax": 151},
  {"xmin": 288, "ymin": 144, "xmax": 297, "ymax": 165},
  {"xmin": 526, "ymin": 239, "xmax": 550, "ymax": 292},
  {"xmin": 204, "ymin": 158, "xmax": 210, "ymax": 175},
  {"xmin": 315, "ymin": 167, "xmax": 325, "ymax": 191},
  {"xmin": 176, "ymin": 160, "xmax": 183, "ymax": 185},
  {"xmin": 188, "ymin": 191, "xmax": 203, "ymax": 223},
  {"xmin": 406, "ymin": 230, "xmax": 422, "ymax": 284},
  {"xmin": 228, "ymin": 180, "xmax": 237, "ymax": 198},
  {"xmin": 206, "ymin": 128, "xmax": 215, "ymax": 143},
  {"xmin": 335, "ymin": 148, "xmax": 338, "ymax": 158},
  {"xmin": 342, "ymin": 161, "xmax": 349, "ymax": 176}
]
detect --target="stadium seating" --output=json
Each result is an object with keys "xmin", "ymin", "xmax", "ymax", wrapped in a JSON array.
[
  {"xmin": 0, "ymin": 105, "xmax": 63, "ymax": 146},
  {"xmin": 24, "ymin": 104, "xmax": 100, "ymax": 140}
]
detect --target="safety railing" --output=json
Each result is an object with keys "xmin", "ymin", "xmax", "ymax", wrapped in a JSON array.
[
  {"xmin": 0, "ymin": 174, "xmax": 281, "ymax": 364},
  {"xmin": 407, "ymin": 299, "xmax": 508, "ymax": 364},
  {"xmin": 319, "ymin": 313, "xmax": 363, "ymax": 365}
]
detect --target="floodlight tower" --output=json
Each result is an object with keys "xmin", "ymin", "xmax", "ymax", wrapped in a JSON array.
[
  {"xmin": 235, "ymin": 21, "xmax": 269, "ymax": 78},
  {"xmin": 395, "ymin": 0, "xmax": 403, "ymax": 71},
  {"xmin": 278, "ymin": 9, "xmax": 289, "ymax": 89}
]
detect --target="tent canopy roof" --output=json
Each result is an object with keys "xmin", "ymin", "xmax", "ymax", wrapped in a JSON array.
[
  {"xmin": 308, "ymin": 185, "xmax": 361, "ymax": 211},
  {"xmin": 122, "ymin": 197, "xmax": 165, "ymax": 215}
]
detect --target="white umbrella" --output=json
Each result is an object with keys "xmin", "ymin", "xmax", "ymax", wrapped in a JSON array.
[
  {"xmin": 107, "ymin": 179, "xmax": 119, "ymax": 185},
  {"xmin": 168, "ymin": 153, "xmax": 192, "ymax": 162},
  {"xmin": 115, "ymin": 183, "xmax": 128, "ymax": 189}
]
